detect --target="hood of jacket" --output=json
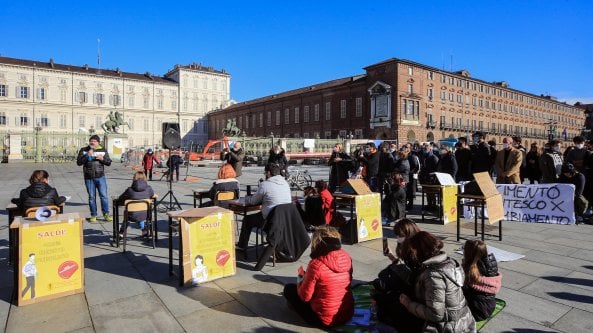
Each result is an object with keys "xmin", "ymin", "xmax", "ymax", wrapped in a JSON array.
[
  {"xmin": 25, "ymin": 182, "xmax": 53, "ymax": 198},
  {"xmin": 131, "ymin": 179, "xmax": 149, "ymax": 192},
  {"xmin": 266, "ymin": 175, "xmax": 288, "ymax": 186},
  {"xmin": 317, "ymin": 249, "xmax": 352, "ymax": 274},
  {"xmin": 423, "ymin": 252, "xmax": 464, "ymax": 286}
]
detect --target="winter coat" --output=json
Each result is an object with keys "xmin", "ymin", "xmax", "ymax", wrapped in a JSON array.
[
  {"xmin": 328, "ymin": 152, "xmax": 352, "ymax": 192},
  {"xmin": 437, "ymin": 152, "xmax": 458, "ymax": 180},
  {"xmin": 319, "ymin": 189, "xmax": 335, "ymax": 225},
  {"xmin": 494, "ymin": 147, "xmax": 523, "ymax": 184},
  {"xmin": 298, "ymin": 247, "xmax": 354, "ymax": 326},
  {"xmin": 244, "ymin": 175, "xmax": 292, "ymax": 218},
  {"xmin": 15, "ymin": 182, "xmax": 66, "ymax": 212},
  {"xmin": 565, "ymin": 147, "xmax": 590, "ymax": 173},
  {"xmin": 463, "ymin": 273, "xmax": 502, "ymax": 321},
  {"xmin": 419, "ymin": 152, "xmax": 439, "ymax": 184},
  {"xmin": 225, "ymin": 148, "xmax": 245, "ymax": 176},
  {"xmin": 359, "ymin": 151, "xmax": 380, "ymax": 180},
  {"xmin": 559, "ymin": 172, "xmax": 586, "ymax": 197},
  {"xmin": 539, "ymin": 151, "xmax": 563, "ymax": 183},
  {"xmin": 77, "ymin": 144, "xmax": 112, "ymax": 179},
  {"xmin": 379, "ymin": 152, "xmax": 395, "ymax": 176},
  {"xmin": 142, "ymin": 153, "xmax": 159, "ymax": 170},
  {"xmin": 455, "ymin": 148, "xmax": 472, "ymax": 182},
  {"xmin": 382, "ymin": 184, "xmax": 406, "ymax": 222},
  {"xmin": 525, "ymin": 151, "xmax": 541, "ymax": 181},
  {"xmin": 406, "ymin": 253, "xmax": 476, "ymax": 333},
  {"xmin": 166, "ymin": 155, "xmax": 183, "ymax": 169},
  {"xmin": 470, "ymin": 142, "xmax": 493, "ymax": 175},
  {"xmin": 393, "ymin": 158, "xmax": 411, "ymax": 183},
  {"xmin": 116, "ymin": 180, "xmax": 155, "ymax": 222},
  {"xmin": 268, "ymin": 149, "xmax": 288, "ymax": 172}
]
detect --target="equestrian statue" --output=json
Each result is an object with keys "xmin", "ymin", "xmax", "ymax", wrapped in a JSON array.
[{"xmin": 102, "ymin": 111, "xmax": 129, "ymax": 134}]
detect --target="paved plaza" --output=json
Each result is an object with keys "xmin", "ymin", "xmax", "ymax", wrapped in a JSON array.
[{"xmin": 1, "ymin": 161, "xmax": 593, "ymax": 332}]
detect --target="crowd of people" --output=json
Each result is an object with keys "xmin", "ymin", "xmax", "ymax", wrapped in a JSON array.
[{"xmin": 14, "ymin": 131, "xmax": 593, "ymax": 331}]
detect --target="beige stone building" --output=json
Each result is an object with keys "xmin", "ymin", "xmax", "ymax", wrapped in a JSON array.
[{"xmin": 0, "ymin": 56, "xmax": 231, "ymax": 148}]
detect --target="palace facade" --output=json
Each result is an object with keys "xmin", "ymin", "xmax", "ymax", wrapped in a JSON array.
[
  {"xmin": 0, "ymin": 56, "xmax": 231, "ymax": 148},
  {"xmin": 208, "ymin": 58, "xmax": 585, "ymax": 148}
]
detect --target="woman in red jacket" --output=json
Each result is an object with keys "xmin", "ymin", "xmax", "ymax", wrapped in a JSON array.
[{"xmin": 283, "ymin": 226, "xmax": 354, "ymax": 327}]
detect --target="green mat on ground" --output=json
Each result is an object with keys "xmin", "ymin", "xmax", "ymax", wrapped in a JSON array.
[
  {"xmin": 334, "ymin": 284, "xmax": 377, "ymax": 332},
  {"xmin": 476, "ymin": 298, "xmax": 506, "ymax": 331},
  {"xmin": 334, "ymin": 284, "xmax": 506, "ymax": 333}
]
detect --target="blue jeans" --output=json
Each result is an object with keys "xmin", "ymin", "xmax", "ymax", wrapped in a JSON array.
[{"xmin": 84, "ymin": 176, "xmax": 109, "ymax": 216}]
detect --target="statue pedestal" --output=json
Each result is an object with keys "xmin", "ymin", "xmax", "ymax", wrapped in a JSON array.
[
  {"xmin": 7, "ymin": 134, "xmax": 23, "ymax": 162},
  {"xmin": 103, "ymin": 134, "xmax": 128, "ymax": 161}
]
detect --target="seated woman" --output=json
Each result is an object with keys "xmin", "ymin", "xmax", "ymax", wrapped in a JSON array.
[
  {"xmin": 295, "ymin": 186, "xmax": 324, "ymax": 228},
  {"xmin": 116, "ymin": 171, "xmax": 155, "ymax": 237},
  {"xmin": 400, "ymin": 231, "xmax": 476, "ymax": 333},
  {"xmin": 315, "ymin": 180, "xmax": 335, "ymax": 225},
  {"xmin": 202, "ymin": 163, "xmax": 240, "ymax": 207},
  {"xmin": 283, "ymin": 226, "xmax": 354, "ymax": 327},
  {"xmin": 462, "ymin": 239, "xmax": 502, "ymax": 321},
  {"xmin": 12, "ymin": 170, "xmax": 66, "ymax": 212},
  {"xmin": 382, "ymin": 172, "xmax": 406, "ymax": 225},
  {"xmin": 373, "ymin": 219, "xmax": 423, "ymax": 331}
]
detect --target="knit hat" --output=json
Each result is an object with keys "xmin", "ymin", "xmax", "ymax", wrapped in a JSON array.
[{"xmin": 89, "ymin": 134, "xmax": 101, "ymax": 142}]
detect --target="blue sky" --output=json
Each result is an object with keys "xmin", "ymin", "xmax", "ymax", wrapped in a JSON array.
[{"xmin": 1, "ymin": 0, "xmax": 592, "ymax": 104}]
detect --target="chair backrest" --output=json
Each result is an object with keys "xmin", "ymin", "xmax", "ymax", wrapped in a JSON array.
[
  {"xmin": 216, "ymin": 191, "xmax": 237, "ymax": 202},
  {"xmin": 124, "ymin": 199, "xmax": 152, "ymax": 213},
  {"xmin": 24, "ymin": 205, "xmax": 60, "ymax": 218}
]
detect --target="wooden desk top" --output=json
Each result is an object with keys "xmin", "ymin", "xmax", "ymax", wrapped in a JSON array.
[
  {"xmin": 332, "ymin": 193, "xmax": 357, "ymax": 199},
  {"xmin": 227, "ymin": 199, "xmax": 262, "ymax": 213},
  {"xmin": 10, "ymin": 212, "xmax": 84, "ymax": 228},
  {"xmin": 193, "ymin": 189, "xmax": 210, "ymax": 195}
]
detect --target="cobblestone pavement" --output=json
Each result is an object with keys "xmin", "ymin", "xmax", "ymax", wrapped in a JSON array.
[{"xmin": 1, "ymin": 161, "xmax": 593, "ymax": 332}]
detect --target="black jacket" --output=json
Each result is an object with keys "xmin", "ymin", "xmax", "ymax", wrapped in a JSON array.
[
  {"xmin": 471, "ymin": 142, "xmax": 493, "ymax": 174},
  {"xmin": 266, "ymin": 203, "xmax": 311, "ymax": 261},
  {"xmin": 328, "ymin": 152, "xmax": 352, "ymax": 191},
  {"xmin": 77, "ymin": 145, "xmax": 112, "ymax": 179},
  {"xmin": 382, "ymin": 184, "xmax": 406, "ymax": 222},
  {"xmin": 437, "ymin": 152, "xmax": 458, "ymax": 179},
  {"xmin": 455, "ymin": 148, "xmax": 472, "ymax": 181},
  {"xmin": 116, "ymin": 180, "xmax": 155, "ymax": 222},
  {"xmin": 224, "ymin": 148, "xmax": 245, "ymax": 177},
  {"xmin": 379, "ymin": 152, "xmax": 395, "ymax": 176},
  {"xmin": 14, "ymin": 182, "xmax": 66, "ymax": 211},
  {"xmin": 207, "ymin": 179, "xmax": 240, "ymax": 204},
  {"xmin": 418, "ymin": 152, "xmax": 439, "ymax": 184},
  {"xmin": 393, "ymin": 158, "xmax": 410, "ymax": 183},
  {"xmin": 268, "ymin": 149, "xmax": 288, "ymax": 167},
  {"xmin": 360, "ymin": 151, "xmax": 380, "ymax": 180}
]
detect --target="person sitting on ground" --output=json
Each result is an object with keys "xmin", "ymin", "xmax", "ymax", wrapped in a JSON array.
[
  {"xmin": 400, "ymin": 231, "xmax": 476, "ymax": 333},
  {"xmin": 202, "ymin": 163, "xmax": 240, "ymax": 207},
  {"xmin": 315, "ymin": 180, "xmax": 334, "ymax": 225},
  {"xmin": 12, "ymin": 170, "xmax": 67, "ymax": 212},
  {"xmin": 372, "ymin": 219, "xmax": 423, "ymax": 332},
  {"xmin": 283, "ymin": 226, "xmax": 354, "ymax": 327},
  {"xmin": 559, "ymin": 162, "xmax": 588, "ymax": 223},
  {"xmin": 382, "ymin": 172, "xmax": 407, "ymax": 225},
  {"xmin": 115, "ymin": 171, "xmax": 155, "ymax": 237},
  {"xmin": 461, "ymin": 239, "xmax": 503, "ymax": 321},
  {"xmin": 295, "ymin": 186, "xmax": 324, "ymax": 229},
  {"xmin": 237, "ymin": 163, "xmax": 292, "ymax": 249}
]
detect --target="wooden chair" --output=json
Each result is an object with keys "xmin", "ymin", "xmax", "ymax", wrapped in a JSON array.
[
  {"xmin": 118, "ymin": 199, "xmax": 155, "ymax": 252},
  {"xmin": 24, "ymin": 205, "xmax": 60, "ymax": 218},
  {"xmin": 214, "ymin": 190, "xmax": 237, "ymax": 207}
]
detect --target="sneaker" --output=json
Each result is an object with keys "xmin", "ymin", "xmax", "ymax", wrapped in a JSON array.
[
  {"xmin": 89, "ymin": 216, "xmax": 97, "ymax": 223},
  {"xmin": 103, "ymin": 214, "xmax": 113, "ymax": 222}
]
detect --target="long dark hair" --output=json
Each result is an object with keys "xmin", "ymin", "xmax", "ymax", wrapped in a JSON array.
[
  {"xmin": 462, "ymin": 239, "xmax": 487, "ymax": 285},
  {"xmin": 402, "ymin": 231, "xmax": 443, "ymax": 269}
]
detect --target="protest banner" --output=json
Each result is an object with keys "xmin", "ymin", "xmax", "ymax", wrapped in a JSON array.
[
  {"xmin": 495, "ymin": 183, "xmax": 575, "ymax": 225},
  {"xmin": 355, "ymin": 193, "xmax": 382, "ymax": 243}
]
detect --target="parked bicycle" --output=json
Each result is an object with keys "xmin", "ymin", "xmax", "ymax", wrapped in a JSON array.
[{"xmin": 286, "ymin": 167, "xmax": 313, "ymax": 190}]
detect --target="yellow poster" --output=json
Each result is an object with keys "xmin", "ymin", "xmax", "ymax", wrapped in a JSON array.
[
  {"xmin": 18, "ymin": 219, "xmax": 84, "ymax": 306},
  {"xmin": 355, "ymin": 193, "xmax": 382, "ymax": 243},
  {"xmin": 442, "ymin": 185, "xmax": 458, "ymax": 224},
  {"xmin": 185, "ymin": 210, "xmax": 236, "ymax": 285}
]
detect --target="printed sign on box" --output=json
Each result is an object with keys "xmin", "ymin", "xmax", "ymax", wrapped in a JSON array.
[
  {"xmin": 355, "ymin": 193, "xmax": 382, "ymax": 242},
  {"xmin": 18, "ymin": 215, "xmax": 84, "ymax": 306},
  {"xmin": 172, "ymin": 207, "xmax": 236, "ymax": 286}
]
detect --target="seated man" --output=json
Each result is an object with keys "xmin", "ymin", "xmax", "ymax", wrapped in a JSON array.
[{"xmin": 237, "ymin": 163, "xmax": 292, "ymax": 249}]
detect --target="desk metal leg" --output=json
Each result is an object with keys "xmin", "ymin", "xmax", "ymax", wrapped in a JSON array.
[
  {"xmin": 168, "ymin": 217, "xmax": 173, "ymax": 276},
  {"xmin": 456, "ymin": 197, "xmax": 461, "ymax": 242},
  {"xmin": 153, "ymin": 200, "xmax": 158, "ymax": 241},
  {"xmin": 499, "ymin": 219, "xmax": 503, "ymax": 241},
  {"xmin": 421, "ymin": 191, "xmax": 425, "ymax": 222},
  {"xmin": 474, "ymin": 206, "xmax": 478, "ymax": 236},
  {"xmin": 193, "ymin": 195, "xmax": 197, "ymax": 208},
  {"xmin": 481, "ymin": 202, "xmax": 485, "ymax": 241}
]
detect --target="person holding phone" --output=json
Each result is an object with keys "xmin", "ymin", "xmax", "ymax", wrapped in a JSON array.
[
  {"xmin": 77, "ymin": 134, "xmax": 112, "ymax": 223},
  {"xmin": 283, "ymin": 226, "xmax": 354, "ymax": 327}
]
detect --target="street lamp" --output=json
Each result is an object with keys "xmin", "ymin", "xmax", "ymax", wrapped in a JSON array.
[{"xmin": 34, "ymin": 122, "xmax": 43, "ymax": 163}]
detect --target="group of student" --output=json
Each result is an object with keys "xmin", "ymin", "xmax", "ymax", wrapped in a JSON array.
[{"xmin": 283, "ymin": 219, "xmax": 501, "ymax": 332}]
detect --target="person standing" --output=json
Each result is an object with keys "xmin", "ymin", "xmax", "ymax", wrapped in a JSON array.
[
  {"xmin": 167, "ymin": 151, "xmax": 183, "ymax": 182},
  {"xmin": 539, "ymin": 140, "xmax": 564, "ymax": 183},
  {"xmin": 455, "ymin": 138, "xmax": 472, "ymax": 182},
  {"xmin": 565, "ymin": 136, "xmax": 590, "ymax": 173},
  {"xmin": 418, "ymin": 143, "xmax": 439, "ymax": 209},
  {"xmin": 327, "ymin": 143, "xmax": 351, "ymax": 192},
  {"xmin": 494, "ymin": 137, "xmax": 523, "ymax": 184},
  {"xmin": 525, "ymin": 143, "xmax": 542, "ymax": 184},
  {"xmin": 268, "ymin": 145, "xmax": 288, "ymax": 177},
  {"xmin": 470, "ymin": 131, "xmax": 493, "ymax": 176},
  {"xmin": 223, "ymin": 142, "xmax": 246, "ymax": 177},
  {"xmin": 142, "ymin": 148, "xmax": 159, "ymax": 181},
  {"xmin": 357, "ymin": 142, "xmax": 380, "ymax": 191},
  {"xmin": 512, "ymin": 136, "xmax": 528, "ymax": 183},
  {"xmin": 404, "ymin": 143, "xmax": 420, "ymax": 210},
  {"xmin": 437, "ymin": 145, "xmax": 458, "ymax": 179},
  {"xmin": 77, "ymin": 135, "xmax": 112, "ymax": 222}
]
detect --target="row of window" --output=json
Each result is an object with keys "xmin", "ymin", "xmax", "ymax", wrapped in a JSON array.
[
  {"xmin": 437, "ymin": 115, "xmax": 573, "ymax": 136},
  {"xmin": 218, "ymin": 98, "xmax": 363, "ymax": 132}
]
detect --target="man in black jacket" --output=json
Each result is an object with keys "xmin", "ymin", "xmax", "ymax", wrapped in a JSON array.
[
  {"xmin": 223, "ymin": 141, "xmax": 246, "ymax": 177},
  {"xmin": 77, "ymin": 135, "xmax": 112, "ymax": 222},
  {"xmin": 470, "ymin": 131, "xmax": 493, "ymax": 176}
]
